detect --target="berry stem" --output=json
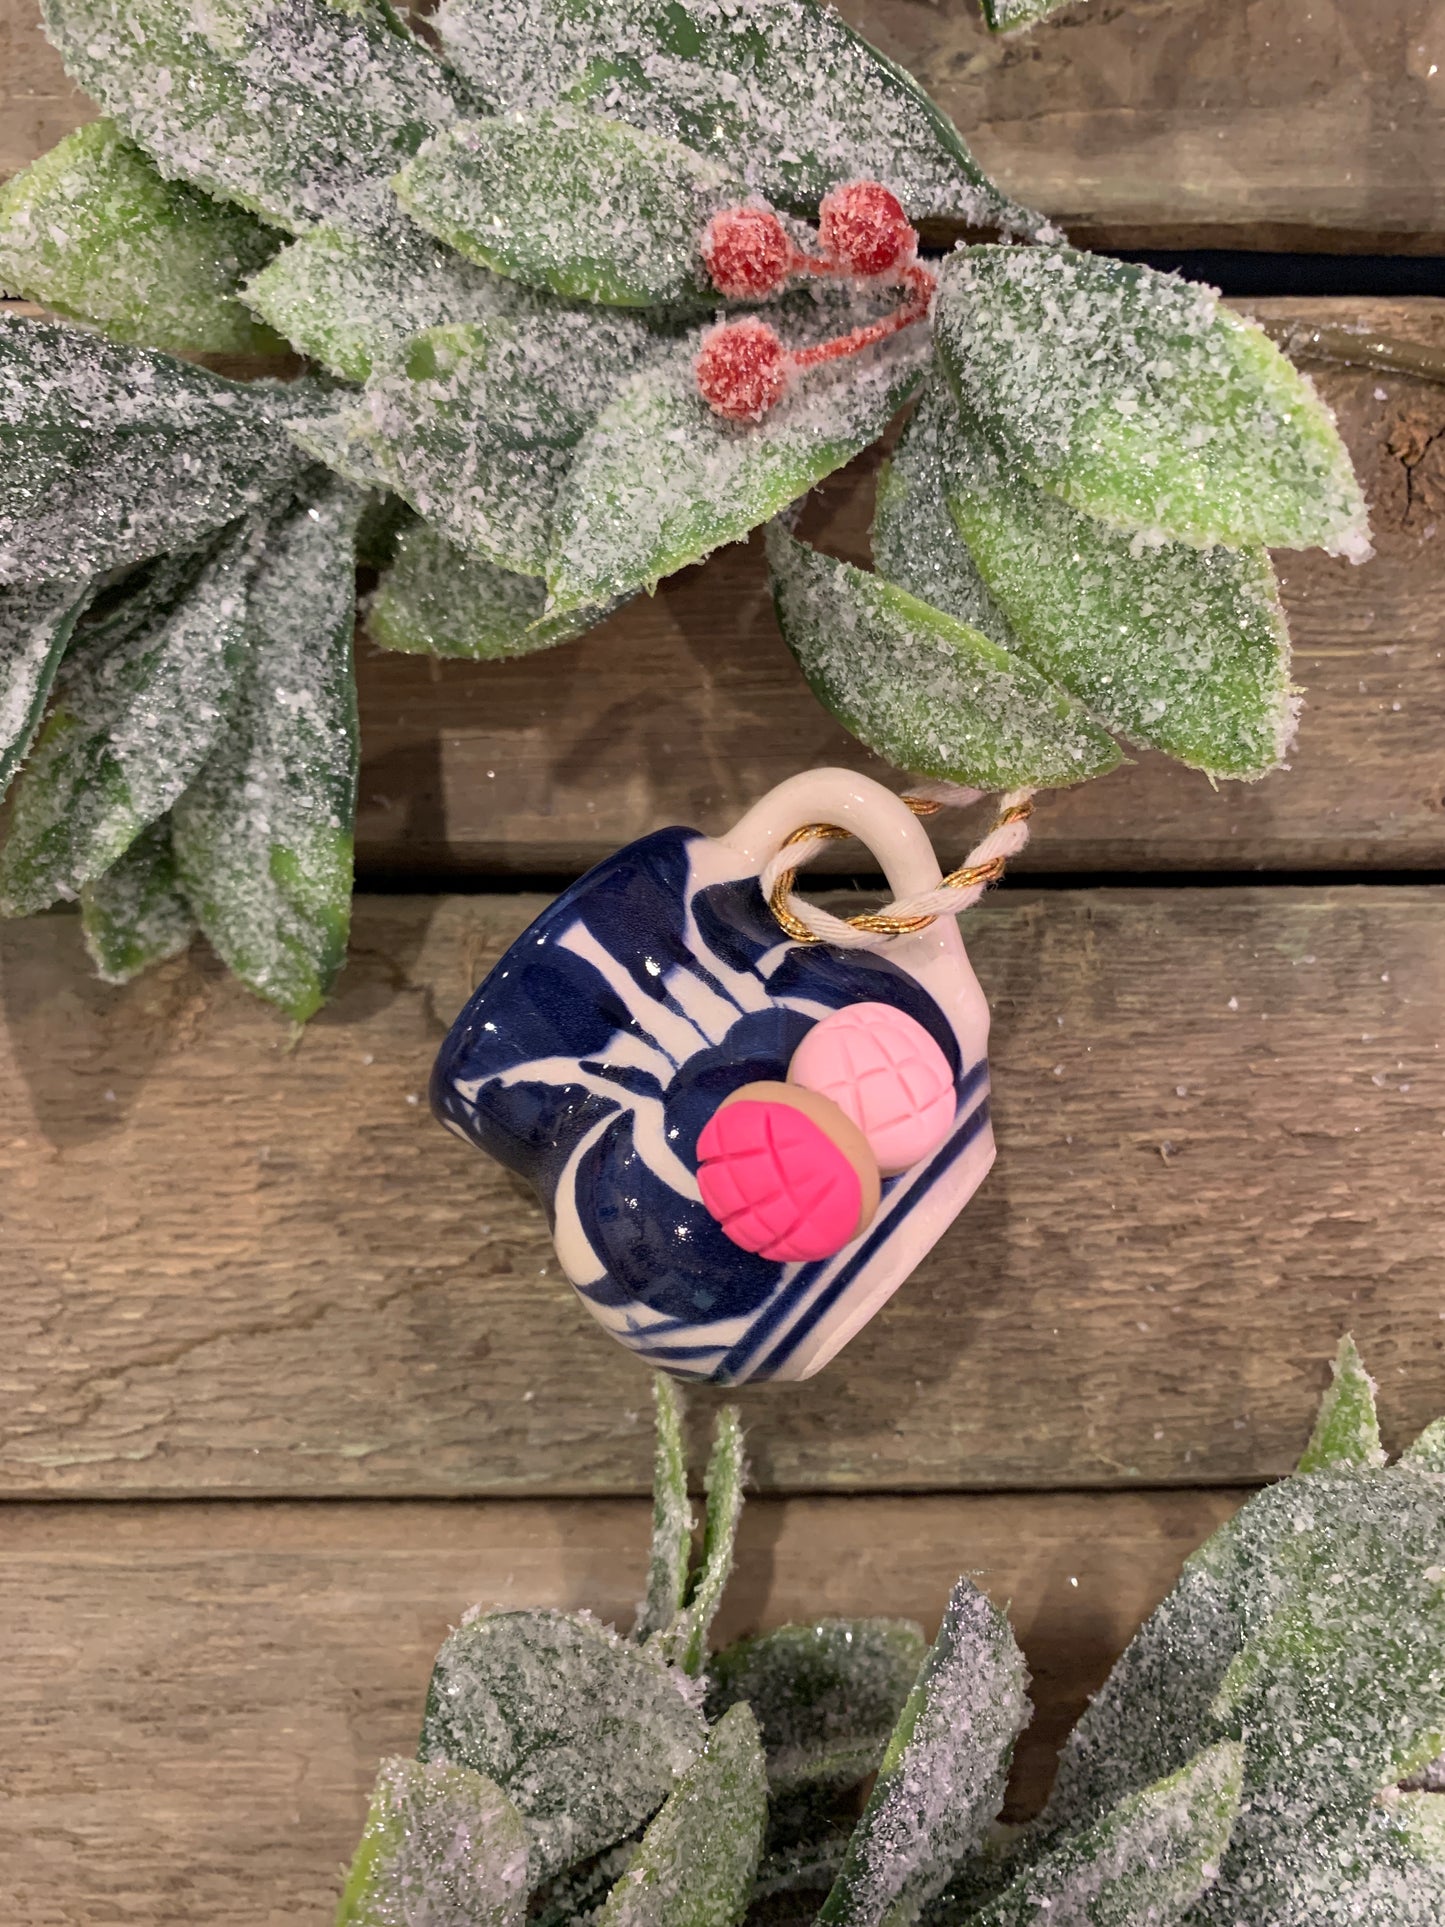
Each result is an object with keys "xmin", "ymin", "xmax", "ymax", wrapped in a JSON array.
[{"xmin": 788, "ymin": 263, "xmax": 936, "ymax": 371}]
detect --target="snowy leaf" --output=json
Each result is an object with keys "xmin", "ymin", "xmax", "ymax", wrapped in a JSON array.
[
  {"xmin": 767, "ymin": 523, "xmax": 1121, "ymax": 790},
  {"xmin": 395, "ymin": 110, "xmax": 740, "ymax": 309},
  {"xmin": 243, "ymin": 214, "xmax": 515, "ymax": 382},
  {"xmin": 661, "ymin": 1406, "xmax": 746, "ymax": 1677},
  {"xmin": 40, "ymin": 0, "xmax": 479, "ymax": 235},
  {"xmin": 419, "ymin": 1609, "xmax": 707, "ymax": 1882},
  {"xmin": 550, "ymin": 296, "xmax": 928, "ymax": 611},
  {"xmin": 0, "ymin": 522, "xmax": 257, "ymax": 915},
  {"xmin": 79, "ymin": 816, "xmax": 195, "ymax": 983},
  {"xmin": 308, "ymin": 308, "xmax": 666, "ymax": 575},
  {"xmin": 171, "ymin": 477, "xmax": 364, "ymax": 1022},
  {"xmin": 532, "ymin": 1844, "xmax": 643, "ymax": 1927},
  {"xmin": 0, "ymin": 315, "xmax": 315, "ymax": 588},
  {"xmin": 368, "ymin": 517, "xmax": 621, "ymax": 658},
  {"xmin": 969, "ymin": 1742, "xmax": 1242, "ymax": 1927},
  {"xmin": 336, "ymin": 1755, "xmax": 528, "ymax": 1927},
  {"xmin": 0, "ymin": 121, "xmax": 282, "ymax": 355},
  {"xmin": 0, "ymin": 578, "xmax": 93, "ymax": 801},
  {"xmin": 1401, "ymin": 1419, "xmax": 1445, "ymax": 1475},
  {"xmin": 981, "ymin": 0, "xmax": 1078, "ymax": 29},
  {"xmin": 433, "ymin": 0, "xmax": 1044, "ymax": 233},
  {"xmin": 1297, "ymin": 1334, "xmax": 1386, "ymax": 1474},
  {"xmin": 635, "ymin": 1375, "xmax": 694, "ymax": 1645},
  {"xmin": 708, "ymin": 1619, "xmax": 927, "ymax": 1794},
  {"xmin": 922, "ymin": 383, "xmax": 1298, "ymax": 780},
  {"xmin": 818, "ymin": 1578, "xmax": 1031, "ymax": 1927},
  {"xmin": 871, "ymin": 381, "xmax": 1015, "ymax": 647},
  {"xmin": 594, "ymin": 1703, "xmax": 767, "ymax": 1927},
  {"xmin": 932, "ymin": 246, "xmax": 1369, "ymax": 556}
]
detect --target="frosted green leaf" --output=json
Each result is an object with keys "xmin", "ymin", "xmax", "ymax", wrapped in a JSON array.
[
  {"xmin": 594, "ymin": 1704, "xmax": 767, "ymax": 1927},
  {"xmin": 0, "ymin": 578, "xmax": 93, "ymax": 800},
  {"xmin": 1297, "ymin": 1334, "xmax": 1386, "ymax": 1474},
  {"xmin": 819, "ymin": 1579, "xmax": 1031, "ymax": 1927},
  {"xmin": 922, "ymin": 384, "xmax": 1298, "ymax": 779},
  {"xmin": 969, "ymin": 1743, "xmax": 1242, "ymax": 1927},
  {"xmin": 308, "ymin": 309, "xmax": 666, "ymax": 575},
  {"xmin": 1402, "ymin": 1419, "xmax": 1445, "ymax": 1474},
  {"xmin": 933, "ymin": 246, "xmax": 1369, "ymax": 556},
  {"xmin": 172, "ymin": 478, "xmax": 364, "ymax": 1022},
  {"xmin": 708, "ymin": 1619, "xmax": 926, "ymax": 1794},
  {"xmin": 767, "ymin": 524, "xmax": 1120, "ymax": 791},
  {"xmin": 0, "ymin": 315, "xmax": 315, "ymax": 588},
  {"xmin": 982, "ymin": 0, "xmax": 1078, "ymax": 28},
  {"xmin": 336, "ymin": 1755, "xmax": 528, "ymax": 1927},
  {"xmin": 0, "ymin": 522, "xmax": 257, "ymax": 916},
  {"xmin": 244, "ymin": 215, "xmax": 516, "ymax": 382},
  {"xmin": 660, "ymin": 1406, "xmax": 745, "ymax": 1677},
  {"xmin": 419, "ymin": 1609, "xmax": 706, "ymax": 1882},
  {"xmin": 368, "ymin": 519, "xmax": 619, "ymax": 658},
  {"xmin": 871, "ymin": 383, "xmax": 1015, "ymax": 647},
  {"xmin": 396, "ymin": 111, "xmax": 740, "ymax": 309},
  {"xmin": 532, "ymin": 1844, "xmax": 642, "ymax": 1927},
  {"xmin": 635, "ymin": 1375, "xmax": 694, "ymax": 1645},
  {"xmin": 0, "ymin": 121, "xmax": 282, "ymax": 355},
  {"xmin": 434, "ymin": 0, "xmax": 1045, "ymax": 233},
  {"xmin": 79, "ymin": 816, "xmax": 195, "ymax": 983},
  {"xmin": 550, "ymin": 300, "xmax": 928, "ymax": 611},
  {"xmin": 40, "ymin": 0, "xmax": 479, "ymax": 236},
  {"xmin": 753, "ymin": 1831, "xmax": 855, "ymax": 1901}
]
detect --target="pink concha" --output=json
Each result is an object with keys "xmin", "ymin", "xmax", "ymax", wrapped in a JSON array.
[
  {"xmin": 789, "ymin": 1001, "xmax": 956, "ymax": 1176},
  {"xmin": 696, "ymin": 1084, "xmax": 879, "ymax": 1264}
]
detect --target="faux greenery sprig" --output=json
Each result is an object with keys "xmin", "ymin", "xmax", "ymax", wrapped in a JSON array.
[
  {"xmin": 337, "ymin": 1339, "xmax": 1445, "ymax": 1927},
  {"xmin": 0, "ymin": 2, "xmax": 1366, "ymax": 1018}
]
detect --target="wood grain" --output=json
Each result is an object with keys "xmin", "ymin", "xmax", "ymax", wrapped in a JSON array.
[
  {"xmin": 352, "ymin": 301, "xmax": 1445, "ymax": 880},
  {"xmin": 1, "ymin": 1488, "xmax": 1246, "ymax": 1924},
  {"xmin": 4, "ymin": 887, "xmax": 1442, "ymax": 1499},
  {"xmin": 3, "ymin": 1, "xmax": 1442, "ymax": 250}
]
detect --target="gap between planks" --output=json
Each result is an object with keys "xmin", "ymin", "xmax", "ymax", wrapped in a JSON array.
[
  {"xmin": 4, "ymin": 886, "xmax": 1442, "ymax": 1500},
  {"xmin": 0, "ymin": 1487, "xmax": 1248, "ymax": 1925}
]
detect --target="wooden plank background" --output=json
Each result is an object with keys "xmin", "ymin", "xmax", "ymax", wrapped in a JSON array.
[{"xmin": 3, "ymin": 2, "xmax": 1444, "ymax": 1921}]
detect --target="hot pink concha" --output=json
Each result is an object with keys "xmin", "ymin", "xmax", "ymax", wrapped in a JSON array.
[
  {"xmin": 788, "ymin": 1001, "xmax": 956, "ymax": 1176},
  {"xmin": 696, "ymin": 1082, "xmax": 881, "ymax": 1264}
]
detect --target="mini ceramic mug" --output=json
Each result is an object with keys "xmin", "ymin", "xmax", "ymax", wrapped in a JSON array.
[{"xmin": 432, "ymin": 770, "xmax": 994, "ymax": 1383}]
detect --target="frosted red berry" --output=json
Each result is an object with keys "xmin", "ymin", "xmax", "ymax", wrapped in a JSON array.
[
  {"xmin": 818, "ymin": 181, "xmax": 916, "ymax": 278},
  {"xmin": 702, "ymin": 204, "xmax": 794, "ymax": 299},
  {"xmin": 695, "ymin": 318, "xmax": 789, "ymax": 421}
]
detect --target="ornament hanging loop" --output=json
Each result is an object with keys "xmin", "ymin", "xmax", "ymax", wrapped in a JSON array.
[{"xmin": 765, "ymin": 788, "xmax": 1035, "ymax": 948}]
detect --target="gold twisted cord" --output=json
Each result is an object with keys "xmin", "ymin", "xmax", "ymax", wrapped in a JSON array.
[{"xmin": 768, "ymin": 794, "xmax": 1035, "ymax": 943}]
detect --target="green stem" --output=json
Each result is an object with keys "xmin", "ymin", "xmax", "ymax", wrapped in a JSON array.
[{"xmin": 1259, "ymin": 318, "xmax": 1445, "ymax": 387}]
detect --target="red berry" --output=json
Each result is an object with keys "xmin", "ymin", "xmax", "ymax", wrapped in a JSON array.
[
  {"xmin": 701, "ymin": 204, "xmax": 794, "ymax": 299},
  {"xmin": 818, "ymin": 181, "xmax": 916, "ymax": 279},
  {"xmin": 695, "ymin": 318, "xmax": 789, "ymax": 422}
]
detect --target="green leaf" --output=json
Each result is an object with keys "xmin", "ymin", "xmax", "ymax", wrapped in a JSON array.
[
  {"xmin": 0, "ymin": 522, "xmax": 257, "ymax": 916},
  {"xmin": 922, "ymin": 383, "xmax": 1298, "ymax": 779},
  {"xmin": 0, "ymin": 121, "xmax": 283, "ymax": 355},
  {"xmin": 969, "ymin": 1742, "xmax": 1243, "ymax": 1927},
  {"xmin": 1401, "ymin": 1419, "xmax": 1445, "ymax": 1474},
  {"xmin": 0, "ymin": 578, "xmax": 93, "ymax": 800},
  {"xmin": 707, "ymin": 1618, "xmax": 927, "ymax": 1794},
  {"xmin": 767, "ymin": 523, "xmax": 1121, "ymax": 790},
  {"xmin": 368, "ymin": 519, "xmax": 619, "ymax": 658},
  {"xmin": 818, "ymin": 1579, "xmax": 1031, "ymax": 1927},
  {"xmin": 662, "ymin": 1406, "xmax": 746, "ymax": 1677},
  {"xmin": 172, "ymin": 477, "xmax": 364, "ymax": 1021},
  {"xmin": 0, "ymin": 315, "xmax": 316, "ymax": 588},
  {"xmin": 550, "ymin": 297, "xmax": 929, "ymax": 611},
  {"xmin": 79, "ymin": 817, "xmax": 196, "ymax": 984},
  {"xmin": 419, "ymin": 1609, "xmax": 706, "ymax": 1882},
  {"xmin": 594, "ymin": 1703, "xmax": 767, "ymax": 1927},
  {"xmin": 1297, "ymin": 1335, "xmax": 1386, "ymax": 1474},
  {"xmin": 305, "ymin": 308, "xmax": 666, "ymax": 575},
  {"xmin": 635, "ymin": 1375, "xmax": 694, "ymax": 1645},
  {"xmin": 396, "ymin": 110, "xmax": 740, "ymax": 308},
  {"xmin": 871, "ymin": 386, "xmax": 1016, "ymax": 647},
  {"xmin": 244, "ymin": 215, "xmax": 514, "ymax": 382},
  {"xmin": 40, "ymin": 0, "xmax": 478, "ymax": 235},
  {"xmin": 531, "ymin": 1844, "xmax": 642, "ymax": 1927},
  {"xmin": 932, "ymin": 246, "xmax": 1369, "ymax": 556},
  {"xmin": 336, "ymin": 1755, "xmax": 528, "ymax": 1927},
  {"xmin": 434, "ymin": 0, "xmax": 1044, "ymax": 233}
]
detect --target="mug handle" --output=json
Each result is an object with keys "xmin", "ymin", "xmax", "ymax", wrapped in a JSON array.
[{"xmin": 716, "ymin": 767, "xmax": 944, "ymax": 904}]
